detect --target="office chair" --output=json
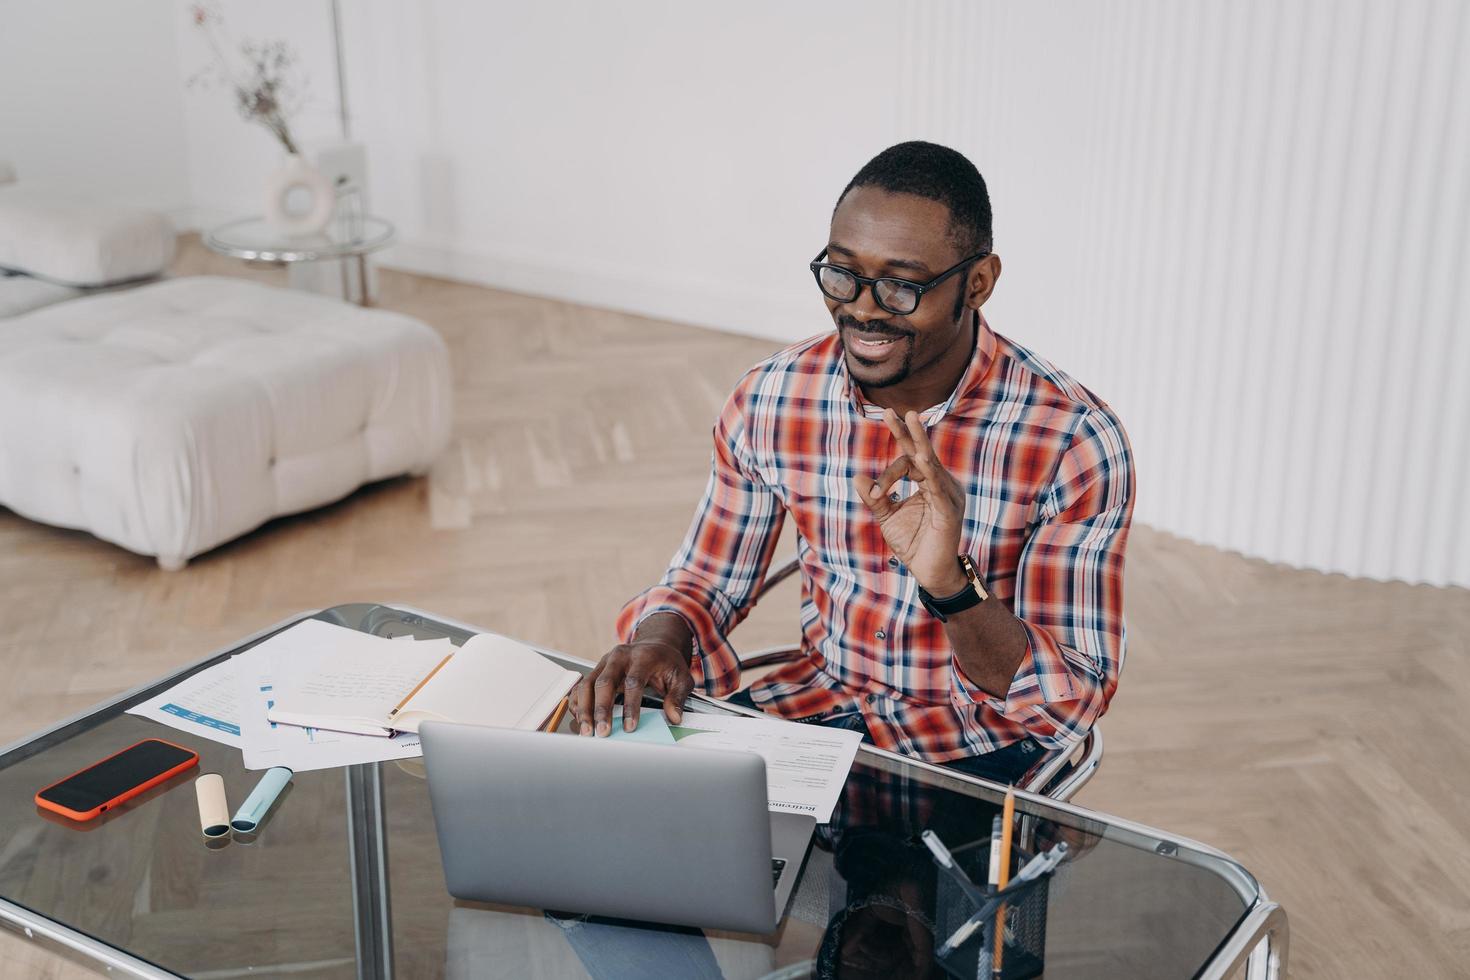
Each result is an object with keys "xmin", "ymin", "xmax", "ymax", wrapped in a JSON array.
[{"xmin": 730, "ymin": 556, "xmax": 1103, "ymax": 803}]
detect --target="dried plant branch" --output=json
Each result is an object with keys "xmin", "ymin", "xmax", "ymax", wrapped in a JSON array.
[{"xmin": 188, "ymin": 3, "xmax": 310, "ymax": 157}]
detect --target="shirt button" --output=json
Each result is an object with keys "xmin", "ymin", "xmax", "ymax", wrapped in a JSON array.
[
  {"xmin": 889, "ymin": 492, "xmax": 902, "ymax": 503},
  {"xmin": 875, "ymin": 630, "xmax": 886, "ymax": 640},
  {"xmin": 887, "ymin": 557, "xmax": 900, "ymax": 569}
]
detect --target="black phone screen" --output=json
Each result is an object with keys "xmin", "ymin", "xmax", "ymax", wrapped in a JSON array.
[{"xmin": 38, "ymin": 740, "xmax": 196, "ymax": 813}]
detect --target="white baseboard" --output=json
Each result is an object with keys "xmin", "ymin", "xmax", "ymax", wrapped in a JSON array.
[{"xmin": 378, "ymin": 239, "xmax": 822, "ymax": 345}]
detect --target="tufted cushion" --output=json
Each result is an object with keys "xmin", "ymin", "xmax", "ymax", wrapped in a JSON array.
[
  {"xmin": 0, "ymin": 185, "xmax": 176, "ymax": 286},
  {"xmin": 0, "ymin": 276, "xmax": 452, "ymax": 566}
]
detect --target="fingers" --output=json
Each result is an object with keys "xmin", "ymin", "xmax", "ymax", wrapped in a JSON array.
[
  {"xmin": 906, "ymin": 436, "xmax": 948, "ymax": 500},
  {"xmin": 663, "ymin": 670, "xmax": 695, "ymax": 724},
  {"xmin": 883, "ymin": 408, "xmax": 916, "ymax": 457},
  {"xmin": 855, "ymin": 454, "xmax": 913, "ymax": 517},
  {"xmin": 590, "ymin": 650, "xmax": 629, "ymax": 737},
  {"xmin": 904, "ymin": 410, "xmax": 945, "ymax": 484},
  {"xmin": 858, "ymin": 410, "xmax": 931, "ymax": 515},
  {"xmin": 621, "ymin": 669, "xmax": 647, "ymax": 732},
  {"xmin": 574, "ymin": 643, "xmax": 696, "ymax": 737},
  {"xmin": 873, "ymin": 454, "xmax": 913, "ymax": 497},
  {"xmin": 903, "ymin": 410, "xmax": 965, "ymax": 512},
  {"xmin": 570, "ymin": 673, "xmax": 595, "ymax": 736},
  {"xmin": 851, "ymin": 472, "xmax": 883, "ymax": 514}
]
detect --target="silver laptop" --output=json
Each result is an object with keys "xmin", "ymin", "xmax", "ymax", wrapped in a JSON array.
[{"xmin": 420, "ymin": 721, "xmax": 816, "ymax": 934}]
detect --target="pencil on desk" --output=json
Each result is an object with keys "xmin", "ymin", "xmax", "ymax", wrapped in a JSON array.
[
  {"xmin": 543, "ymin": 696, "xmax": 570, "ymax": 732},
  {"xmin": 993, "ymin": 784, "xmax": 1015, "ymax": 978}
]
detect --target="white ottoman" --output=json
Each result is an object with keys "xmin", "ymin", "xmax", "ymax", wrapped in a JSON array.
[{"xmin": 0, "ymin": 276, "xmax": 452, "ymax": 568}]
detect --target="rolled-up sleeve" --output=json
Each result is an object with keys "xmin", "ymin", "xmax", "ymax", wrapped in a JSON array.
[
  {"xmin": 952, "ymin": 406, "xmax": 1134, "ymax": 748},
  {"xmin": 614, "ymin": 380, "xmax": 785, "ymax": 697}
]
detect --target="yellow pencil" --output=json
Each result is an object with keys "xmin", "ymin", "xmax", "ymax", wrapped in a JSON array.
[
  {"xmin": 542, "ymin": 696, "xmax": 570, "ymax": 733},
  {"xmin": 386, "ymin": 652, "xmax": 455, "ymax": 720},
  {"xmin": 993, "ymin": 784, "xmax": 1015, "ymax": 977}
]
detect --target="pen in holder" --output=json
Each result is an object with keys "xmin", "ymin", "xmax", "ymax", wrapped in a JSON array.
[{"xmin": 929, "ymin": 837, "xmax": 1066, "ymax": 980}]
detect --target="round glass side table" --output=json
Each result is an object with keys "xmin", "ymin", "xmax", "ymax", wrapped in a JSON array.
[{"xmin": 204, "ymin": 216, "xmax": 395, "ymax": 307}]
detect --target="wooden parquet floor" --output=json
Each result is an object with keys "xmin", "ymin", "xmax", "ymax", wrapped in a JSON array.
[{"xmin": 2, "ymin": 238, "xmax": 1467, "ymax": 978}]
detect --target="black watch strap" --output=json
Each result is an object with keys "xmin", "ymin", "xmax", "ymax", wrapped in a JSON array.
[{"xmin": 917, "ymin": 556, "xmax": 989, "ymax": 623}]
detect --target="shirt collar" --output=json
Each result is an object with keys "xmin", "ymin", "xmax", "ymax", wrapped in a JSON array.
[{"xmin": 843, "ymin": 311, "xmax": 1000, "ymax": 424}]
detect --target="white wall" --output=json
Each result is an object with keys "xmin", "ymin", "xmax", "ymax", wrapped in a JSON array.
[
  {"xmin": 0, "ymin": 0, "xmax": 189, "ymax": 214},
  {"xmin": 337, "ymin": 0, "xmax": 907, "ymax": 341},
  {"xmin": 171, "ymin": 0, "xmax": 345, "ymax": 227},
  {"xmin": 892, "ymin": 0, "xmax": 1470, "ymax": 589}
]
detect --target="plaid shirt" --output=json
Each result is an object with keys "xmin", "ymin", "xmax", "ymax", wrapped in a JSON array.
[{"xmin": 616, "ymin": 317, "xmax": 1134, "ymax": 763}]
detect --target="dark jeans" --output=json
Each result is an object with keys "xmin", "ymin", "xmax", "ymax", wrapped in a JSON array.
[{"xmin": 725, "ymin": 687, "xmax": 1044, "ymax": 786}]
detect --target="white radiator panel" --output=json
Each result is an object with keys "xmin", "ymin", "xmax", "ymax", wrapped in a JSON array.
[{"xmin": 899, "ymin": 0, "xmax": 1470, "ymax": 586}]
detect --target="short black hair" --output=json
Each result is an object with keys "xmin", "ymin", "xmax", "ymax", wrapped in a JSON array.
[{"xmin": 836, "ymin": 141, "xmax": 993, "ymax": 256}]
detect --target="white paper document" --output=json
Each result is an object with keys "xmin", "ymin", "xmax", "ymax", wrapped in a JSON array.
[
  {"xmin": 127, "ymin": 659, "xmax": 243, "ymax": 747},
  {"xmin": 234, "ymin": 622, "xmax": 438, "ymax": 772},
  {"xmin": 265, "ymin": 621, "xmax": 454, "ymax": 737},
  {"xmin": 237, "ymin": 653, "xmax": 424, "ymax": 772},
  {"xmin": 129, "ymin": 619, "xmax": 446, "ymax": 771},
  {"xmin": 671, "ymin": 712, "xmax": 862, "ymax": 822}
]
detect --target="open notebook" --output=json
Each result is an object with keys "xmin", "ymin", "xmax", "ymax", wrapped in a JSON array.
[{"xmin": 265, "ymin": 628, "xmax": 580, "ymax": 738}]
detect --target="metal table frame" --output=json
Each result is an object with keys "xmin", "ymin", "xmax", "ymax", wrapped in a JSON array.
[{"xmin": 0, "ymin": 604, "xmax": 1289, "ymax": 980}]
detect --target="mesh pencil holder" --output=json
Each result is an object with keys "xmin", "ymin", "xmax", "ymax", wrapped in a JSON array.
[{"xmin": 932, "ymin": 842, "xmax": 1055, "ymax": 980}]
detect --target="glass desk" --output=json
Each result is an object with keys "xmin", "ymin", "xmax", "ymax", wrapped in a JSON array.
[{"xmin": 0, "ymin": 604, "xmax": 1287, "ymax": 979}]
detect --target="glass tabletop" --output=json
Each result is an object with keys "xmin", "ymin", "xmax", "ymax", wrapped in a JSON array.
[
  {"xmin": 0, "ymin": 604, "xmax": 1262, "ymax": 979},
  {"xmin": 203, "ymin": 217, "xmax": 395, "ymax": 262}
]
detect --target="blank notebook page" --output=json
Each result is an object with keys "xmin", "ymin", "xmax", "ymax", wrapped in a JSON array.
[{"xmin": 398, "ymin": 632, "xmax": 577, "ymax": 731}]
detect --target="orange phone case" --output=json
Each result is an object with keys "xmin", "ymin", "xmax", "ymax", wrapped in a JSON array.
[{"xmin": 35, "ymin": 738, "xmax": 199, "ymax": 822}]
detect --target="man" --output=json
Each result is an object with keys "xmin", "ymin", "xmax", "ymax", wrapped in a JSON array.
[{"xmin": 571, "ymin": 141, "xmax": 1134, "ymax": 785}]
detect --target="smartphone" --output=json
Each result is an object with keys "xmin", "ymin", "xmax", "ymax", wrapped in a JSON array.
[{"xmin": 35, "ymin": 738, "xmax": 199, "ymax": 822}]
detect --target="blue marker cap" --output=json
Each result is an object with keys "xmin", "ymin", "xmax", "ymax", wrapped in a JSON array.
[{"xmin": 230, "ymin": 767, "xmax": 292, "ymax": 833}]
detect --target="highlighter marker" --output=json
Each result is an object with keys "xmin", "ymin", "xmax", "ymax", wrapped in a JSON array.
[
  {"xmin": 194, "ymin": 773, "xmax": 230, "ymax": 839},
  {"xmin": 230, "ymin": 767, "xmax": 292, "ymax": 833}
]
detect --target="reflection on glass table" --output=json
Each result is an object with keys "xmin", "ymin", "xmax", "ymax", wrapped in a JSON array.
[
  {"xmin": 203, "ymin": 216, "xmax": 394, "ymax": 307},
  {"xmin": 0, "ymin": 603, "xmax": 1287, "ymax": 979}
]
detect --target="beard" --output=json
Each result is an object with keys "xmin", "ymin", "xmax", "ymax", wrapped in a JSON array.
[{"xmin": 837, "ymin": 315, "xmax": 916, "ymax": 388}]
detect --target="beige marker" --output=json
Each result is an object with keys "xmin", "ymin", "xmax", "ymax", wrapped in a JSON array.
[{"xmin": 194, "ymin": 773, "xmax": 229, "ymax": 839}]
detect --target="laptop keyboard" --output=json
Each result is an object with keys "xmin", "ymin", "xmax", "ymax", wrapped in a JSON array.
[{"xmin": 771, "ymin": 857, "xmax": 787, "ymax": 889}]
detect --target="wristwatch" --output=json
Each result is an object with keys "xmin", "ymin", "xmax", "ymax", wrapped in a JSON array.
[{"xmin": 917, "ymin": 555, "xmax": 989, "ymax": 622}]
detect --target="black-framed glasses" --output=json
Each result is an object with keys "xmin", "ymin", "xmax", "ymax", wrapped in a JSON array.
[{"xmin": 809, "ymin": 248, "xmax": 990, "ymax": 316}]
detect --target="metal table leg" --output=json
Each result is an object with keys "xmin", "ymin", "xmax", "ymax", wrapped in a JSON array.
[
  {"xmin": 1198, "ymin": 901, "xmax": 1288, "ymax": 980},
  {"xmin": 346, "ymin": 763, "xmax": 394, "ymax": 980}
]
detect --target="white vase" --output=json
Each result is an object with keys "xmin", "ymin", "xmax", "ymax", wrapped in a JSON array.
[{"xmin": 264, "ymin": 153, "xmax": 335, "ymax": 238}]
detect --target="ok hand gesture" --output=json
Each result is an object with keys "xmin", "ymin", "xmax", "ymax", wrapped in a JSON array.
[{"xmin": 852, "ymin": 408, "xmax": 969, "ymax": 595}]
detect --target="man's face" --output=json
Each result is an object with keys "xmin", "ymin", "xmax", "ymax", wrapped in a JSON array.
[{"xmin": 823, "ymin": 186, "xmax": 982, "ymax": 391}]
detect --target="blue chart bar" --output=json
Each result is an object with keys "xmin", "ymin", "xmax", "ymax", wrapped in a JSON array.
[{"xmin": 161, "ymin": 703, "xmax": 240, "ymax": 737}]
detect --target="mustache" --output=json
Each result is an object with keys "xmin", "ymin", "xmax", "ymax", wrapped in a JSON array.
[{"xmin": 837, "ymin": 315, "xmax": 911, "ymax": 339}]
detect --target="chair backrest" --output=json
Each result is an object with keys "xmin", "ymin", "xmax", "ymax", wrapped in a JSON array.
[{"xmin": 1019, "ymin": 726, "xmax": 1102, "ymax": 802}]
